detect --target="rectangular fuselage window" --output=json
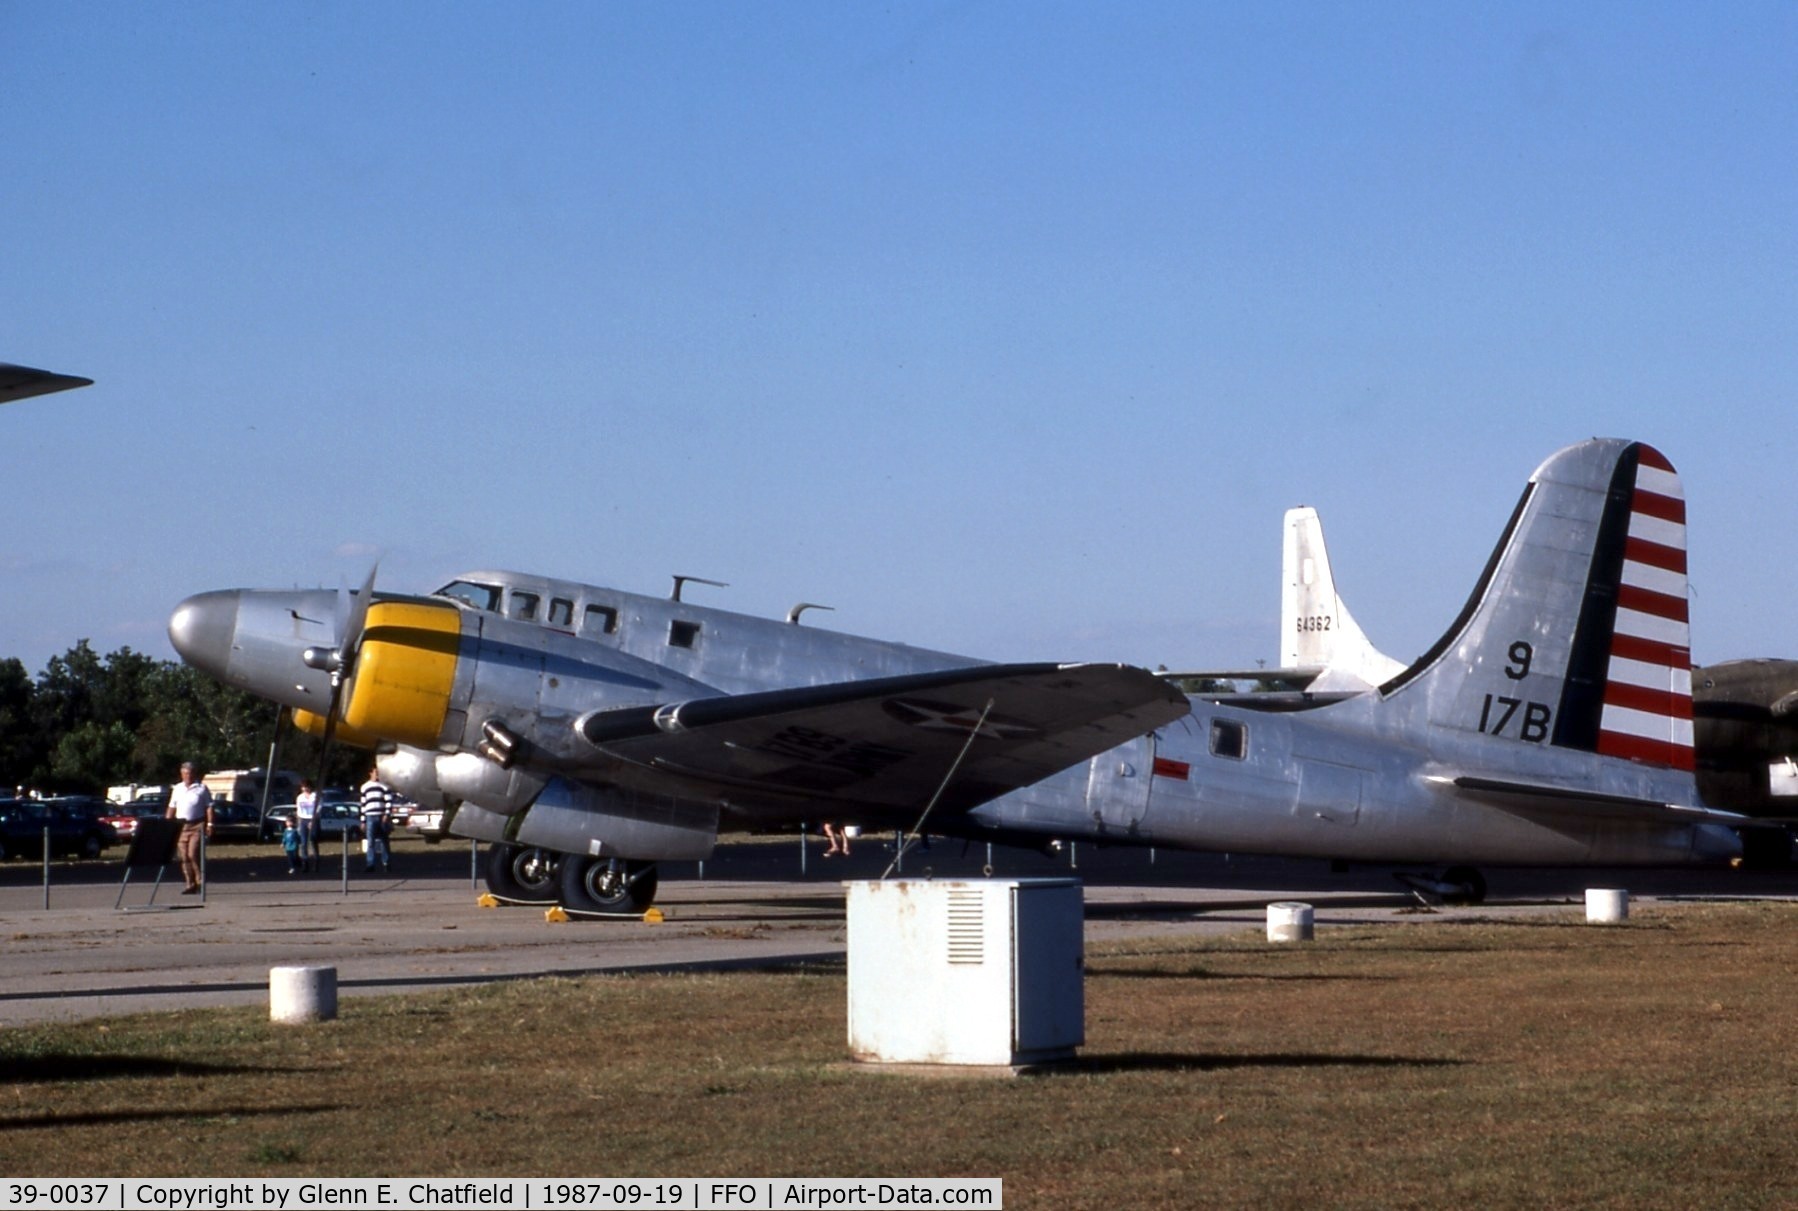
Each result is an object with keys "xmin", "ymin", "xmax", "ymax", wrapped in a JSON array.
[
  {"xmin": 1209, "ymin": 718, "xmax": 1247, "ymax": 760},
  {"xmin": 582, "ymin": 604, "xmax": 618, "ymax": 636},
  {"xmin": 668, "ymin": 620, "xmax": 701, "ymax": 649},
  {"xmin": 548, "ymin": 598, "xmax": 574, "ymax": 627},
  {"xmin": 507, "ymin": 591, "xmax": 540, "ymax": 621}
]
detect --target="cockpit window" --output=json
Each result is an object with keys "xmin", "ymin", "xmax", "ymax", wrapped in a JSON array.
[
  {"xmin": 548, "ymin": 598, "xmax": 574, "ymax": 627},
  {"xmin": 508, "ymin": 591, "xmax": 540, "ymax": 621},
  {"xmin": 435, "ymin": 581, "xmax": 501, "ymax": 612}
]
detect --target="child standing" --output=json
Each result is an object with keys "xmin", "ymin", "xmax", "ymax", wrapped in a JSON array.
[{"xmin": 282, "ymin": 821, "xmax": 302, "ymax": 873}]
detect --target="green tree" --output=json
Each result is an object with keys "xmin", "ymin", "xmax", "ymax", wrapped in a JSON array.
[
  {"xmin": 0, "ymin": 643, "xmax": 304, "ymax": 791},
  {"xmin": 130, "ymin": 662, "xmax": 281, "ymax": 778},
  {"xmin": 30, "ymin": 640, "xmax": 106, "ymax": 749},
  {"xmin": 0, "ymin": 657, "xmax": 40, "ymax": 787},
  {"xmin": 50, "ymin": 720, "xmax": 138, "ymax": 788}
]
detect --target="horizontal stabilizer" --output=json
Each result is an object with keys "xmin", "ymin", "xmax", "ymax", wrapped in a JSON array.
[
  {"xmin": 1158, "ymin": 668, "xmax": 1322, "ymax": 688},
  {"xmin": 577, "ymin": 662, "xmax": 1190, "ymax": 813},
  {"xmin": 1436, "ymin": 774, "xmax": 1747, "ymax": 827}
]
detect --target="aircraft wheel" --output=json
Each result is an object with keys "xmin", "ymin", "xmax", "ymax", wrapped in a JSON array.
[
  {"xmin": 484, "ymin": 844, "xmax": 561, "ymax": 902},
  {"xmin": 1442, "ymin": 865, "xmax": 1487, "ymax": 905},
  {"xmin": 560, "ymin": 856, "xmax": 659, "ymax": 915}
]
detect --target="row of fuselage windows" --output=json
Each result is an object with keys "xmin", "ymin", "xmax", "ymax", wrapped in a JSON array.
[
  {"xmin": 433, "ymin": 583, "xmax": 1250, "ymax": 749},
  {"xmin": 433, "ymin": 580, "xmax": 700, "ymax": 650}
]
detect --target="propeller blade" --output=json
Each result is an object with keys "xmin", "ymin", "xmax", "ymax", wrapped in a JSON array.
[
  {"xmin": 338, "ymin": 561, "xmax": 380, "ymax": 677},
  {"xmin": 314, "ymin": 561, "xmax": 379, "ymax": 735}
]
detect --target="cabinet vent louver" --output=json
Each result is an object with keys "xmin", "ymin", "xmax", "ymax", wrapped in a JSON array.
[{"xmin": 946, "ymin": 889, "xmax": 985, "ymax": 965}]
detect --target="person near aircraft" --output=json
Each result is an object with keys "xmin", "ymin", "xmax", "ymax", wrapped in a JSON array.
[
  {"xmin": 294, "ymin": 778, "xmax": 321, "ymax": 871},
  {"xmin": 822, "ymin": 822, "xmax": 851, "ymax": 857},
  {"xmin": 164, "ymin": 761, "xmax": 213, "ymax": 895},
  {"xmin": 360, "ymin": 766, "xmax": 393, "ymax": 873},
  {"xmin": 282, "ymin": 819, "xmax": 303, "ymax": 873}
]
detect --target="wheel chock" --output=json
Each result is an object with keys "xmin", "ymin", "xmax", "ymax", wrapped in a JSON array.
[
  {"xmin": 643, "ymin": 907, "xmax": 665, "ymax": 924},
  {"xmin": 545, "ymin": 905, "xmax": 570, "ymax": 923},
  {"xmin": 477, "ymin": 893, "xmax": 501, "ymax": 908}
]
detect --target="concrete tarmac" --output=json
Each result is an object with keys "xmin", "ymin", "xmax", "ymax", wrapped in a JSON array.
[{"xmin": 4, "ymin": 835, "xmax": 1795, "ymax": 1027}]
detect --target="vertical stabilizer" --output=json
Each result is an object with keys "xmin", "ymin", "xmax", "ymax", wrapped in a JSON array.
[
  {"xmin": 1282, "ymin": 507, "xmax": 1406, "ymax": 691},
  {"xmin": 1383, "ymin": 440, "xmax": 1694, "ymax": 771}
]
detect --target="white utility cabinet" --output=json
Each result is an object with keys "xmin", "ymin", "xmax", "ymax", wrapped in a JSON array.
[
  {"xmin": 845, "ymin": 878, "xmax": 1084, "ymax": 1066},
  {"xmin": 1770, "ymin": 760, "xmax": 1798, "ymax": 799}
]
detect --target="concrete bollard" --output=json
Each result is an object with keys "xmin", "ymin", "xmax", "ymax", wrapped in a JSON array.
[
  {"xmin": 270, "ymin": 965, "xmax": 338, "ymax": 1023},
  {"xmin": 1585, "ymin": 888, "xmax": 1629, "ymax": 924},
  {"xmin": 1266, "ymin": 901, "xmax": 1315, "ymax": 943}
]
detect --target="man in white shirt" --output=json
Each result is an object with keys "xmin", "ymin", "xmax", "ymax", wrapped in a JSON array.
[{"xmin": 164, "ymin": 761, "xmax": 213, "ymax": 895}]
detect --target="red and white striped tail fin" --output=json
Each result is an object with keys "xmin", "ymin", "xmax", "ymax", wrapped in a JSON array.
[
  {"xmin": 1383, "ymin": 438, "xmax": 1699, "ymax": 780},
  {"xmin": 1595, "ymin": 445, "xmax": 1694, "ymax": 769}
]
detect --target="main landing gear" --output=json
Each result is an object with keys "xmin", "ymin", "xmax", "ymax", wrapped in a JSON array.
[
  {"xmin": 484, "ymin": 843, "xmax": 562, "ymax": 903},
  {"xmin": 559, "ymin": 855, "xmax": 660, "ymax": 915},
  {"xmin": 1395, "ymin": 865, "xmax": 1488, "ymax": 906},
  {"xmin": 482, "ymin": 844, "xmax": 662, "ymax": 914}
]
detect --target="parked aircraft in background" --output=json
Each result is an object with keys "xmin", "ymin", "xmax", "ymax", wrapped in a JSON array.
[
  {"xmin": 1280, "ymin": 505, "xmax": 1408, "ymax": 692},
  {"xmin": 1277, "ymin": 500, "xmax": 1798, "ymax": 854},
  {"xmin": 0, "ymin": 362, "xmax": 92, "ymax": 404},
  {"xmin": 169, "ymin": 438, "xmax": 1754, "ymax": 910},
  {"xmin": 1691, "ymin": 660, "xmax": 1798, "ymax": 825}
]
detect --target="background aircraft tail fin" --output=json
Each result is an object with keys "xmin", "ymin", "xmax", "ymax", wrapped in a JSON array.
[
  {"xmin": 1382, "ymin": 440, "xmax": 1694, "ymax": 772},
  {"xmin": 1282, "ymin": 506, "xmax": 1407, "ymax": 691}
]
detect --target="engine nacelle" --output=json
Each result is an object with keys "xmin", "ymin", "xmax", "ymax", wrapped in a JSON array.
[
  {"xmin": 512, "ymin": 777, "xmax": 719, "ymax": 861},
  {"xmin": 376, "ymin": 747, "xmax": 450, "ymax": 810},
  {"xmin": 435, "ymin": 751, "xmax": 545, "ymax": 815},
  {"xmin": 341, "ymin": 601, "xmax": 464, "ymax": 750}
]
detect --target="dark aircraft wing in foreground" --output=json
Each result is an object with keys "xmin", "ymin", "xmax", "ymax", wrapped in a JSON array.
[{"xmin": 0, "ymin": 363, "xmax": 92, "ymax": 404}]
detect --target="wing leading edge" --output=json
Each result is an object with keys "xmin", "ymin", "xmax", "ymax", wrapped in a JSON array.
[{"xmin": 575, "ymin": 662, "xmax": 1190, "ymax": 814}]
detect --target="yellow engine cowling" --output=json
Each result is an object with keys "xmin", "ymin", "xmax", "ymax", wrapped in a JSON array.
[
  {"xmin": 290, "ymin": 707, "xmax": 387, "ymax": 752},
  {"xmin": 336, "ymin": 601, "xmax": 464, "ymax": 750}
]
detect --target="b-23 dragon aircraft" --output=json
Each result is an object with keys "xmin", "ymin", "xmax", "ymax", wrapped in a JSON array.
[{"xmin": 169, "ymin": 438, "xmax": 1749, "ymax": 911}]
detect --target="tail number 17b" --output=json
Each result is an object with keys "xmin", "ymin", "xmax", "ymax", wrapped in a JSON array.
[{"xmin": 1479, "ymin": 694, "xmax": 1552, "ymax": 742}]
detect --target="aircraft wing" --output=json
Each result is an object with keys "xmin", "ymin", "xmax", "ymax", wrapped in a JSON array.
[
  {"xmin": 576, "ymin": 662, "xmax": 1190, "ymax": 814},
  {"xmin": 0, "ymin": 363, "xmax": 93, "ymax": 403},
  {"xmin": 1439, "ymin": 775, "xmax": 1755, "ymax": 828}
]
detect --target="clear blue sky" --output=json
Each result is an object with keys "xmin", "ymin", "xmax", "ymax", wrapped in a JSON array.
[{"xmin": 4, "ymin": 2, "xmax": 1794, "ymax": 678}]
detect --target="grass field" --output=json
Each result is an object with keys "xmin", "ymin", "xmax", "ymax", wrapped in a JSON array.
[{"xmin": 4, "ymin": 901, "xmax": 1797, "ymax": 1209}]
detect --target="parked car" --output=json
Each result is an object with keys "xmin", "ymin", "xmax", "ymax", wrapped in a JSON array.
[
  {"xmin": 258, "ymin": 805, "xmax": 297, "ymax": 841},
  {"xmin": 0, "ymin": 799, "xmax": 114, "ymax": 861},
  {"xmin": 42, "ymin": 794, "xmax": 112, "ymax": 820},
  {"xmin": 208, "ymin": 802, "xmax": 266, "ymax": 844},
  {"xmin": 407, "ymin": 807, "xmax": 448, "ymax": 843},
  {"xmin": 260, "ymin": 801, "xmax": 365, "ymax": 843},
  {"xmin": 98, "ymin": 801, "xmax": 167, "ymax": 844}
]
